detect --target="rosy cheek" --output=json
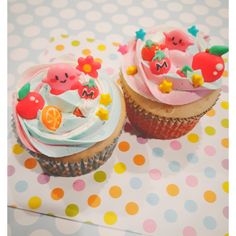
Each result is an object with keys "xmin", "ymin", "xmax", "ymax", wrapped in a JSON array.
[
  {"xmin": 50, "ymin": 78, "xmax": 57, "ymax": 83},
  {"xmin": 69, "ymin": 75, "xmax": 75, "ymax": 80}
]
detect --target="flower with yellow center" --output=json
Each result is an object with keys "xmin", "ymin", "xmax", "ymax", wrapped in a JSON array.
[
  {"xmin": 83, "ymin": 64, "xmax": 92, "ymax": 73},
  {"xmin": 159, "ymin": 80, "xmax": 173, "ymax": 93},
  {"xmin": 126, "ymin": 66, "xmax": 138, "ymax": 75},
  {"xmin": 100, "ymin": 94, "xmax": 112, "ymax": 106},
  {"xmin": 192, "ymin": 73, "xmax": 204, "ymax": 87},
  {"xmin": 96, "ymin": 107, "xmax": 109, "ymax": 121}
]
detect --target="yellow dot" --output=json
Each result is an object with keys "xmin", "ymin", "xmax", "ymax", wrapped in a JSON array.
[
  {"xmin": 221, "ymin": 119, "xmax": 229, "ymax": 128},
  {"xmin": 205, "ymin": 126, "xmax": 216, "ymax": 136},
  {"xmin": 94, "ymin": 171, "xmax": 106, "ymax": 183},
  {"xmin": 206, "ymin": 109, "xmax": 215, "ymax": 117},
  {"xmin": 82, "ymin": 49, "xmax": 91, "ymax": 56},
  {"xmin": 65, "ymin": 204, "xmax": 79, "ymax": 217},
  {"xmin": 61, "ymin": 34, "xmax": 68, "ymax": 38},
  {"xmin": 95, "ymin": 58, "xmax": 103, "ymax": 64},
  {"xmin": 125, "ymin": 202, "xmax": 139, "ymax": 215},
  {"xmin": 112, "ymin": 42, "xmax": 120, "ymax": 46},
  {"xmin": 118, "ymin": 141, "xmax": 130, "ymax": 152},
  {"xmin": 86, "ymin": 38, "xmax": 95, "ymax": 42},
  {"xmin": 87, "ymin": 194, "xmax": 101, "ymax": 208},
  {"xmin": 166, "ymin": 184, "xmax": 179, "ymax": 197},
  {"xmin": 28, "ymin": 196, "xmax": 42, "ymax": 209},
  {"xmin": 223, "ymin": 70, "xmax": 228, "ymax": 77},
  {"xmin": 114, "ymin": 162, "xmax": 126, "ymax": 174},
  {"xmin": 221, "ymin": 138, "xmax": 229, "ymax": 148},
  {"xmin": 109, "ymin": 186, "xmax": 122, "ymax": 198},
  {"xmin": 55, "ymin": 45, "xmax": 64, "ymax": 51},
  {"xmin": 222, "ymin": 181, "xmax": 229, "ymax": 193},
  {"xmin": 224, "ymin": 233, "xmax": 229, "ymax": 236},
  {"xmin": 204, "ymin": 190, "xmax": 216, "ymax": 203},
  {"xmin": 221, "ymin": 101, "xmax": 229, "ymax": 110},
  {"xmin": 104, "ymin": 211, "xmax": 117, "ymax": 225},
  {"xmin": 97, "ymin": 44, "xmax": 106, "ymax": 51},
  {"xmin": 49, "ymin": 37, "xmax": 55, "ymax": 42},
  {"xmin": 71, "ymin": 40, "xmax": 80, "ymax": 46},
  {"xmin": 187, "ymin": 133, "xmax": 199, "ymax": 143},
  {"xmin": 223, "ymin": 57, "xmax": 228, "ymax": 63},
  {"xmin": 12, "ymin": 144, "xmax": 24, "ymax": 154}
]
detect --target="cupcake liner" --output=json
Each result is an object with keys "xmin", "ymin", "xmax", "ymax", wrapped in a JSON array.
[{"xmin": 121, "ymin": 82, "xmax": 219, "ymax": 139}]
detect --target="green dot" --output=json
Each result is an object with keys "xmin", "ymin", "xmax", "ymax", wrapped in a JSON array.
[
  {"xmin": 205, "ymin": 126, "xmax": 216, "ymax": 136},
  {"xmin": 71, "ymin": 40, "xmax": 80, "ymax": 46},
  {"xmin": 221, "ymin": 119, "xmax": 229, "ymax": 128},
  {"xmin": 65, "ymin": 204, "xmax": 79, "ymax": 217},
  {"xmin": 94, "ymin": 171, "xmax": 106, "ymax": 183}
]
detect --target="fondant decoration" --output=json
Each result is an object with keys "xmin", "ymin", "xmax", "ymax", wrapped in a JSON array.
[
  {"xmin": 43, "ymin": 64, "xmax": 81, "ymax": 95},
  {"xmin": 77, "ymin": 56, "xmax": 101, "ymax": 78},
  {"xmin": 96, "ymin": 107, "xmax": 109, "ymax": 121},
  {"xmin": 163, "ymin": 29, "xmax": 194, "ymax": 52},
  {"xmin": 78, "ymin": 78, "xmax": 99, "ymax": 99},
  {"xmin": 192, "ymin": 45, "xmax": 228, "ymax": 82},
  {"xmin": 126, "ymin": 65, "xmax": 138, "ymax": 75},
  {"xmin": 150, "ymin": 51, "xmax": 171, "ymax": 75},
  {"xmin": 118, "ymin": 44, "xmax": 128, "ymax": 54},
  {"xmin": 73, "ymin": 107, "xmax": 85, "ymax": 118},
  {"xmin": 191, "ymin": 73, "xmax": 204, "ymax": 87},
  {"xmin": 16, "ymin": 83, "xmax": 45, "ymax": 120},
  {"xmin": 99, "ymin": 94, "xmax": 112, "ymax": 106},
  {"xmin": 159, "ymin": 80, "xmax": 173, "ymax": 93},
  {"xmin": 41, "ymin": 105, "xmax": 62, "ymax": 131},
  {"xmin": 181, "ymin": 65, "xmax": 193, "ymax": 76},
  {"xmin": 135, "ymin": 28, "xmax": 146, "ymax": 41},
  {"xmin": 188, "ymin": 25, "xmax": 199, "ymax": 37},
  {"xmin": 141, "ymin": 40, "xmax": 160, "ymax": 61}
]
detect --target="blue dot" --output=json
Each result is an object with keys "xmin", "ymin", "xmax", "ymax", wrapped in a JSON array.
[
  {"xmin": 129, "ymin": 177, "xmax": 142, "ymax": 189},
  {"xmin": 152, "ymin": 147, "xmax": 164, "ymax": 157},
  {"xmin": 187, "ymin": 153, "xmax": 198, "ymax": 163},
  {"xmin": 204, "ymin": 167, "xmax": 216, "ymax": 178},
  {"xmin": 15, "ymin": 180, "xmax": 28, "ymax": 192},
  {"xmin": 146, "ymin": 193, "xmax": 159, "ymax": 206},
  {"xmin": 109, "ymin": 53, "xmax": 118, "ymax": 60},
  {"xmin": 164, "ymin": 209, "xmax": 178, "ymax": 223},
  {"xmin": 203, "ymin": 216, "xmax": 217, "ymax": 230},
  {"xmin": 168, "ymin": 161, "xmax": 181, "ymax": 172},
  {"xmin": 184, "ymin": 200, "xmax": 198, "ymax": 213}
]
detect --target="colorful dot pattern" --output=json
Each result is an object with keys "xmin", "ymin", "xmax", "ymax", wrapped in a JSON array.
[{"xmin": 8, "ymin": 33, "xmax": 228, "ymax": 236}]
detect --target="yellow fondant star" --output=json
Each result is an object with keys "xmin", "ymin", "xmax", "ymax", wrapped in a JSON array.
[
  {"xmin": 99, "ymin": 93, "xmax": 112, "ymax": 106},
  {"xmin": 126, "ymin": 66, "xmax": 138, "ymax": 75},
  {"xmin": 96, "ymin": 107, "xmax": 109, "ymax": 121},
  {"xmin": 159, "ymin": 80, "xmax": 173, "ymax": 93},
  {"xmin": 192, "ymin": 74, "xmax": 204, "ymax": 87}
]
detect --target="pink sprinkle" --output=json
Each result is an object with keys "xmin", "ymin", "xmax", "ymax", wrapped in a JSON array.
[
  {"xmin": 170, "ymin": 140, "xmax": 182, "ymax": 150},
  {"xmin": 183, "ymin": 226, "xmax": 196, "ymax": 236},
  {"xmin": 73, "ymin": 179, "xmax": 85, "ymax": 191},
  {"xmin": 204, "ymin": 145, "xmax": 216, "ymax": 156},
  {"xmin": 8, "ymin": 165, "xmax": 15, "ymax": 177},
  {"xmin": 223, "ymin": 206, "xmax": 228, "ymax": 219},
  {"xmin": 186, "ymin": 175, "xmax": 198, "ymax": 187},
  {"xmin": 118, "ymin": 44, "xmax": 128, "ymax": 55},
  {"xmin": 137, "ymin": 137, "xmax": 148, "ymax": 144},
  {"xmin": 37, "ymin": 173, "xmax": 50, "ymax": 184},
  {"xmin": 143, "ymin": 219, "xmax": 157, "ymax": 233},
  {"xmin": 222, "ymin": 159, "xmax": 228, "ymax": 170},
  {"xmin": 149, "ymin": 169, "xmax": 161, "ymax": 180}
]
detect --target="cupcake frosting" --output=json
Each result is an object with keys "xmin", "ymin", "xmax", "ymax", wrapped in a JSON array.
[
  {"xmin": 13, "ymin": 56, "xmax": 121, "ymax": 158},
  {"xmin": 121, "ymin": 25, "xmax": 228, "ymax": 105}
]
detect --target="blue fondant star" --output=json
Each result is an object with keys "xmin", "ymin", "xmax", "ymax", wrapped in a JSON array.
[
  {"xmin": 188, "ymin": 25, "xmax": 199, "ymax": 37},
  {"xmin": 135, "ymin": 28, "xmax": 146, "ymax": 41}
]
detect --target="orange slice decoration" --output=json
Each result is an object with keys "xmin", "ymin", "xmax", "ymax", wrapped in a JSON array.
[{"xmin": 41, "ymin": 106, "xmax": 62, "ymax": 131}]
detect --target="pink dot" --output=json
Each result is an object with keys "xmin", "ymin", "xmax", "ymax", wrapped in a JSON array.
[
  {"xmin": 137, "ymin": 137, "xmax": 148, "ymax": 144},
  {"xmin": 8, "ymin": 165, "xmax": 15, "ymax": 176},
  {"xmin": 223, "ymin": 206, "xmax": 228, "ymax": 219},
  {"xmin": 204, "ymin": 145, "xmax": 216, "ymax": 156},
  {"xmin": 222, "ymin": 159, "xmax": 228, "ymax": 170},
  {"xmin": 149, "ymin": 169, "xmax": 161, "ymax": 180},
  {"xmin": 37, "ymin": 173, "xmax": 50, "ymax": 184},
  {"xmin": 73, "ymin": 179, "xmax": 85, "ymax": 191},
  {"xmin": 186, "ymin": 175, "xmax": 198, "ymax": 187},
  {"xmin": 170, "ymin": 140, "xmax": 182, "ymax": 150},
  {"xmin": 106, "ymin": 67, "xmax": 114, "ymax": 75},
  {"xmin": 143, "ymin": 219, "xmax": 157, "ymax": 233},
  {"xmin": 183, "ymin": 226, "xmax": 196, "ymax": 236},
  {"xmin": 222, "ymin": 85, "xmax": 228, "ymax": 93}
]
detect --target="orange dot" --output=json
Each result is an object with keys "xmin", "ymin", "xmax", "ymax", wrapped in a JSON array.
[
  {"xmin": 221, "ymin": 138, "xmax": 229, "ymax": 148},
  {"xmin": 55, "ymin": 44, "xmax": 64, "ymax": 51},
  {"xmin": 166, "ymin": 184, "xmax": 179, "ymax": 197},
  {"xmin": 204, "ymin": 190, "xmax": 216, "ymax": 203},
  {"xmin": 82, "ymin": 49, "xmax": 91, "ymax": 56},
  {"xmin": 24, "ymin": 158, "xmax": 37, "ymax": 169},
  {"xmin": 95, "ymin": 58, "xmax": 103, "ymax": 64},
  {"xmin": 223, "ymin": 70, "xmax": 228, "ymax": 77},
  {"xmin": 118, "ymin": 141, "xmax": 130, "ymax": 152},
  {"xmin": 112, "ymin": 42, "xmax": 120, "ymax": 46},
  {"xmin": 87, "ymin": 194, "xmax": 101, "ymax": 208},
  {"xmin": 125, "ymin": 202, "xmax": 139, "ymax": 215},
  {"xmin": 109, "ymin": 186, "xmax": 122, "ymax": 198},
  {"xmin": 51, "ymin": 188, "xmax": 64, "ymax": 200},
  {"xmin": 206, "ymin": 109, "xmax": 215, "ymax": 117},
  {"xmin": 133, "ymin": 154, "xmax": 145, "ymax": 166}
]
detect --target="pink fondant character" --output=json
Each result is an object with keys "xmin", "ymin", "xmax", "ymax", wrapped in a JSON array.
[
  {"xmin": 43, "ymin": 64, "xmax": 82, "ymax": 95},
  {"xmin": 163, "ymin": 30, "xmax": 194, "ymax": 52}
]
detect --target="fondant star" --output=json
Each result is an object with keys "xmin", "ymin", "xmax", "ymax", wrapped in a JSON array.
[
  {"xmin": 192, "ymin": 74, "xmax": 204, "ymax": 87},
  {"xmin": 96, "ymin": 107, "xmax": 109, "ymax": 120},
  {"xmin": 188, "ymin": 25, "xmax": 199, "ymax": 37},
  {"xmin": 99, "ymin": 94, "xmax": 112, "ymax": 106},
  {"xmin": 126, "ymin": 65, "xmax": 137, "ymax": 75},
  {"xmin": 118, "ymin": 44, "xmax": 128, "ymax": 54},
  {"xmin": 159, "ymin": 80, "xmax": 173, "ymax": 93},
  {"xmin": 135, "ymin": 28, "xmax": 146, "ymax": 41}
]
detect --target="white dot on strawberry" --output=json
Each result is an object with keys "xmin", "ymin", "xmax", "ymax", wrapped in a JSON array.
[
  {"xmin": 216, "ymin": 63, "xmax": 223, "ymax": 71},
  {"xmin": 30, "ymin": 96, "xmax": 35, "ymax": 101},
  {"xmin": 213, "ymin": 71, "xmax": 218, "ymax": 76}
]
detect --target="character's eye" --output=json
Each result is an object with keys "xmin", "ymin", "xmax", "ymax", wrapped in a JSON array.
[
  {"xmin": 65, "ymin": 73, "xmax": 68, "ymax": 78},
  {"xmin": 171, "ymin": 37, "xmax": 175, "ymax": 41},
  {"xmin": 179, "ymin": 39, "xmax": 182, "ymax": 44},
  {"xmin": 55, "ymin": 75, "xmax": 59, "ymax": 80}
]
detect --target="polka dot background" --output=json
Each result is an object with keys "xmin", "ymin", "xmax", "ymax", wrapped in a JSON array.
[{"xmin": 8, "ymin": 0, "xmax": 228, "ymax": 236}]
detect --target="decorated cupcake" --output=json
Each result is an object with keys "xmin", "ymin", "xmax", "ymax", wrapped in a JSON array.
[
  {"xmin": 12, "ymin": 55, "xmax": 126, "ymax": 176},
  {"xmin": 120, "ymin": 26, "xmax": 228, "ymax": 139}
]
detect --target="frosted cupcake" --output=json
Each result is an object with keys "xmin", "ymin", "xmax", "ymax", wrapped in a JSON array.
[
  {"xmin": 120, "ymin": 26, "xmax": 228, "ymax": 139},
  {"xmin": 13, "ymin": 55, "xmax": 126, "ymax": 176}
]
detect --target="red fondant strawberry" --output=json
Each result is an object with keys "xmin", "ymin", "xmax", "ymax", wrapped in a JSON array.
[
  {"xmin": 16, "ymin": 83, "xmax": 45, "ymax": 119},
  {"xmin": 141, "ymin": 40, "xmax": 160, "ymax": 61},
  {"xmin": 78, "ymin": 78, "xmax": 99, "ymax": 99},
  {"xmin": 192, "ymin": 45, "xmax": 228, "ymax": 82},
  {"xmin": 150, "ymin": 51, "xmax": 171, "ymax": 75}
]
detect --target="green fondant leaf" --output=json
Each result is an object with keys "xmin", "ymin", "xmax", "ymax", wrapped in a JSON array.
[
  {"xmin": 181, "ymin": 65, "xmax": 193, "ymax": 76},
  {"xmin": 209, "ymin": 45, "xmax": 229, "ymax": 56},
  {"xmin": 153, "ymin": 51, "xmax": 165, "ymax": 61},
  {"xmin": 84, "ymin": 79, "xmax": 96, "ymax": 88},
  {"xmin": 18, "ymin": 83, "xmax": 30, "ymax": 100},
  {"xmin": 145, "ymin": 39, "xmax": 154, "ymax": 48}
]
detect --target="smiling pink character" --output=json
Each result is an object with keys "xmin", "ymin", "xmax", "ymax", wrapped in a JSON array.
[
  {"xmin": 163, "ymin": 30, "xmax": 194, "ymax": 52},
  {"xmin": 43, "ymin": 64, "xmax": 82, "ymax": 95}
]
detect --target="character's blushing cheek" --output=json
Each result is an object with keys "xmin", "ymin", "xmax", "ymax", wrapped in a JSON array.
[
  {"xmin": 69, "ymin": 75, "xmax": 75, "ymax": 80},
  {"xmin": 50, "ymin": 78, "xmax": 57, "ymax": 83}
]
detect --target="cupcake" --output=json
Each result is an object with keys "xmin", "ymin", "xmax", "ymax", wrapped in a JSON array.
[
  {"xmin": 120, "ymin": 26, "xmax": 228, "ymax": 139},
  {"xmin": 12, "ymin": 55, "xmax": 126, "ymax": 176}
]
